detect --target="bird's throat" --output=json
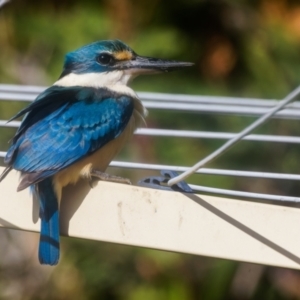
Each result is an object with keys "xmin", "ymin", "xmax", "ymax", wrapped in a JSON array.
[{"xmin": 54, "ymin": 71, "xmax": 137, "ymax": 98}]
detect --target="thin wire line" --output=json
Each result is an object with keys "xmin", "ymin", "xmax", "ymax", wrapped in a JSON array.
[
  {"xmin": 2, "ymin": 84, "xmax": 300, "ymax": 201},
  {"xmin": 136, "ymin": 128, "xmax": 300, "ymax": 144},
  {"xmin": 0, "ymin": 84, "xmax": 45, "ymax": 93},
  {"xmin": 1, "ymin": 155, "xmax": 300, "ymax": 181},
  {"xmin": 138, "ymin": 92, "xmax": 300, "ymax": 109},
  {"xmin": 109, "ymin": 161, "xmax": 300, "ymax": 181},
  {"xmin": 0, "ymin": 0, "xmax": 11, "ymax": 9},
  {"xmin": 2, "ymin": 88, "xmax": 300, "ymax": 119},
  {"xmin": 1, "ymin": 155, "xmax": 299, "ymax": 202},
  {"xmin": 0, "ymin": 92, "xmax": 35, "ymax": 101},
  {"xmin": 142, "ymin": 101, "xmax": 300, "ymax": 119},
  {"xmin": 2, "ymin": 121, "xmax": 300, "ymax": 144},
  {"xmin": 0, "ymin": 121, "xmax": 20, "ymax": 127},
  {"xmin": 168, "ymin": 85, "xmax": 300, "ymax": 186},
  {"xmin": 189, "ymin": 184, "xmax": 300, "ymax": 203},
  {"xmin": 2, "ymin": 84, "xmax": 300, "ymax": 109},
  {"xmin": 1, "ymin": 94, "xmax": 300, "ymax": 119}
]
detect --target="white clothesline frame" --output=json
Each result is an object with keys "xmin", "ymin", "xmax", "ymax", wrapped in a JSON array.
[{"xmin": 1, "ymin": 167, "xmax": 300, "ymax": 270}]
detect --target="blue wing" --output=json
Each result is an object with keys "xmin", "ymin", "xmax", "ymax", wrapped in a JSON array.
[{"xmin": 5, "ymin": 86, "xmax": 134, "ymax": 188}]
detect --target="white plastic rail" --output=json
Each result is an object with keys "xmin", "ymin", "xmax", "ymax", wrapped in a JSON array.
[{"xmin": 1, "ymin": 167, "xmax": 300, "ymax": 270}]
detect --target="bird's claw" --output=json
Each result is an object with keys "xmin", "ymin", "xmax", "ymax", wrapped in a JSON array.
[{"xmin": 90, "ymin": 169, "xmax": 131, "ymax": 185}]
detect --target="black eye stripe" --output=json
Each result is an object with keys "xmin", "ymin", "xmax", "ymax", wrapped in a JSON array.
[{"xmin": 97, "ymin": 53, "xmax": 114, "ymax": 65}]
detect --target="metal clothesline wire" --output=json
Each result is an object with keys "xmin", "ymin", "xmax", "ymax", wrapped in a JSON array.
[
  {"xmin": 1, "ymin": 153, "xmax": 300, "ymax": 181},
  {"xmin": 189, "ymin": 184, "xmax": 300, "ymax": 203},
  {"xmin": 0, "ymin": 154, "xmax": 299, "ymax": 203},
  {"xmin": 143, "ymin": 101, "xmax": 300, "ymax": 119},
  {"xmin": 2, "ymin": 92, "xmax": 300, "ymax": 118},
  {"xmin": 1, "ymin": 84, "xmax": 300, "ymax": 203},
  {"xmin": 168, "ymin": 85, "xmax": 300, "ymax": 186},
  {"xmin": 2, "ymin": 83, "xmax": 300, "ymax": 109},
  {"xmin": 1, "ymin": 95, "xmax": 300, "ymax": 118},
  {"xmin": 2, "ymin": 85, "xmax": 300, "ymax": 119},
  {"xmin": 109, "ymin": 161, "xmax": 300, "ymax": 181},
  {"xmin": 2, "ymin": 120, "xmax": 300, "ymax": 144}
]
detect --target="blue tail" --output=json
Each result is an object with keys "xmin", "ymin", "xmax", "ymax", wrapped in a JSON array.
[{"xmin": 34, "ymin": 178, "xmax": 60, "ymax": 265}]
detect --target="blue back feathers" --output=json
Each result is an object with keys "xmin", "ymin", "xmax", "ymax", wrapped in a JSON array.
[{"xmin": 6, "ymin": 86, "xmax": 134, "ymax": 189}]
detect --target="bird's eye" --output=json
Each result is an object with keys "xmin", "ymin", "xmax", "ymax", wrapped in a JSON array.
[{"xmin": 97, "ymin": 53, "xmax": 114, "ymax": 65}]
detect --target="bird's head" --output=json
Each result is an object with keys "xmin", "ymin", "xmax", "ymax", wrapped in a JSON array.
[{"xmin": 58, "ymin": 40, "xmax": 193, "ymax": 86}]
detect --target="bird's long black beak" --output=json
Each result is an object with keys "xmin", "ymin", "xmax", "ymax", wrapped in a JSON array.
[{"xmin": 118, "ymin": 55, "xmax": 193, "ymax": 74}]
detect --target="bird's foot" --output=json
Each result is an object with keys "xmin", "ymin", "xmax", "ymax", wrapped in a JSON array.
[{"xmin": 90, "ymin": 169, "xmax": 131, "ymax": 185}]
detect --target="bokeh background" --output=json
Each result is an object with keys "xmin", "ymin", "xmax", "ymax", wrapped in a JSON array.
[{"xmin": 1, "ymin": 0, "xmax": 300, "ymax": 299}]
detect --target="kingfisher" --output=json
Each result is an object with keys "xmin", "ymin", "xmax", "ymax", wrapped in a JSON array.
[{"xmin": 0, "ymin": 40, "xmax": 192, "ymax": 265}]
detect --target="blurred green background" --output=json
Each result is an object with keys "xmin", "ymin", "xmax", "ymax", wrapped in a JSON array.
[{"xmin": 1, "ymin": 0, "xmax": 300, "ymax": 299}]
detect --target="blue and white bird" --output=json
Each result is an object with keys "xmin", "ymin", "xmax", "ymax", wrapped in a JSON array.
[{"xmin": 0, "ymin": 40, "xmax": 192, "ymax": 265}]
